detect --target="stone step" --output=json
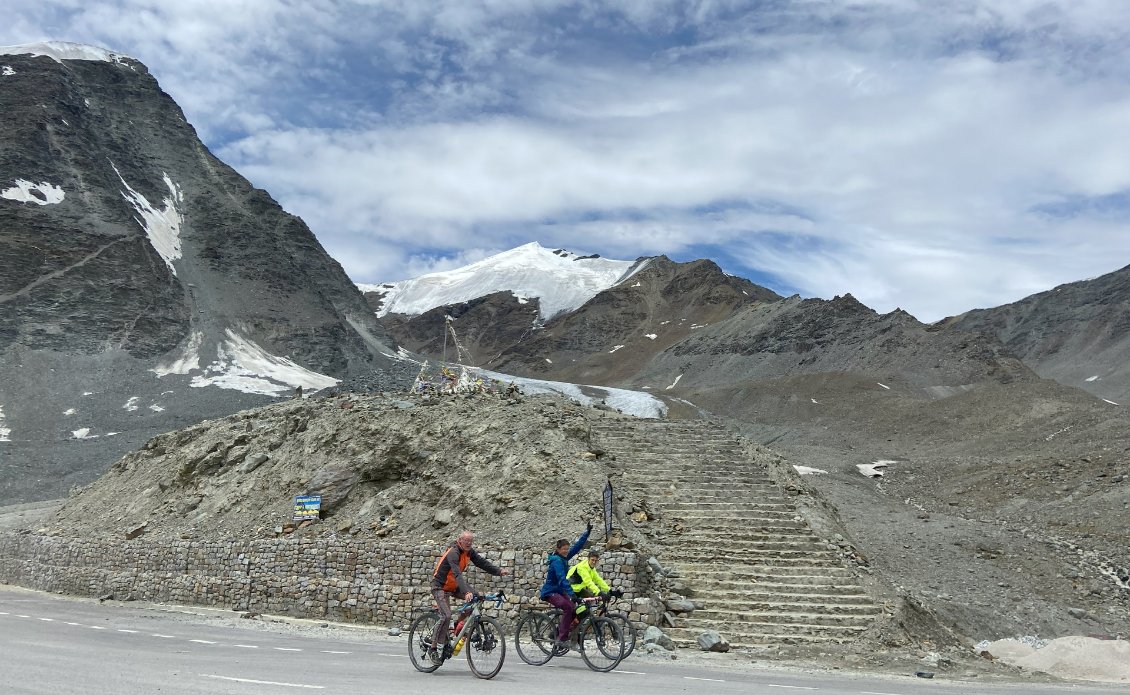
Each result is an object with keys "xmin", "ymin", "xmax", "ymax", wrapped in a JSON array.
[
  {"xmin": 664, "ymin": 519, "xmax": 803, "ymax": 530},
  {"xmin": 593, "ymin": 428, "xmax": 735, "ymax": 437},
  {"xmin": 667, "ymin": 531, "xmax": 821, "ymax": 544},
  {"xmin": 661, "ymin": 549, "xmax": 842, "ymax": 563},
  {"xmin": 623, "ymin": 470, "xmax": 772, "ymax": 481},
  {"xmin": 601, "ymin": 437, "xmax": 742, "ymax": 445},
  {"xmin": 662, "ymin": 500, "xmax": 792, "ymax": 508},
  {"xmin": 620, "ymin": 473, "xmax": 775, "ymax": 484},
  {"xmin": 663, "ymin": 624, "xmax": 867, "ymax": 647},
  {"xmin": 659, "ymin": 537, "xmax": 829, "ymax": 551},
  {"xmin": 658, "ymin": 537, "xmax": 836, "ymax": 551},
  {"xmin": 623, "ymin": 483, "xmax": 782, "ymax": 495},
  {"xmin": 673, "ymin": 519, "xmax": 809, "ymax": 531},
  {"xmin": 669, "ymin": 558, "xmax": 849, "ymax": 571},
  {"xmin": 690, "ymin": 600, "xmax": 881, "ymax": 617},
  {"xmin": 671, "ymin": 565, "xmax": 856, "ymax": 580},
  {"xmin": 674, "ymin": 577, "xmax": 869, "ymax": 595},
  {"xmin": 691, "ymin": 609, "xmax": 878, "ymax": 628},
  {"xmin": 696, "ymin": 588, "xmax": 876, "ymax": 605}
]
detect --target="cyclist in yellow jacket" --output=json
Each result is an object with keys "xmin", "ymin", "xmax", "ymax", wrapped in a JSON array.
[{"xmin": 567, "ymin": 550, "xmax": 622, "ymax": 614}]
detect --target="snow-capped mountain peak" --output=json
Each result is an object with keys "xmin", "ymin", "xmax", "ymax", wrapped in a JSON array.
[
  {"xmin": 364, "ymin": 242, "xmax": 649, "ymax": 320},
  {"xmin": 0, "ymin": 41, "xmax": 132, "ymax": 64}
]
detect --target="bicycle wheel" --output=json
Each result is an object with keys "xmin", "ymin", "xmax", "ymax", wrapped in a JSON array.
[
  {"xmin": 514, "ymin": 611, "xmax": 555, "ymax": 666},
  {"xmin": 466, "ymin": 616, "xmax": 505, "ymax": 679},
  {"xmin": 407, "ymin": 611, "xmax": 442, "ymax": 673},
  {"xmin": 579, "ymin": 616, "xmax": 623, "ymax": 672},
  {"xmin": 610, "ymin": 612, "xmax": 637, "ymax": 658}
]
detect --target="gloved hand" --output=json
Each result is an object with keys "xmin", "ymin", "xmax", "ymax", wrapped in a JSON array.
[
  {"xmin": 609, "ymin": 589, "xmax": 624, "ymax": 598},
  {"xmin": 570, "ymin": 593, "xmax": 582, "ymax": 604},
  {"xmin": 599, "ymin": 591, "xmax": 610, "ymax": 601},
  {"xmin": 585, "ymin": 521, "xmax": 593, "ymax": 534}
]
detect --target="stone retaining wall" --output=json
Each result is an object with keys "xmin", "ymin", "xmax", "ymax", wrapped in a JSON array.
[{"xmin": 0, "ymin": 533, "xmax": 657, "ymax": 627}]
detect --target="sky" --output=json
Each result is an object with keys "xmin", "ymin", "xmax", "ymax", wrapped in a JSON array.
[{"xmin": 5, "ymin": 1, "xmax": 1130, "ymax": 322}]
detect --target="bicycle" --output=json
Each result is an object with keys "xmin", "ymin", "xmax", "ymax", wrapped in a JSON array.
[
  {"xmin": 584, "ymin": 592, "xmax": 638, "ymax": 659},
  {"xmin": 408, "ymin": 591, "xmax": 507, "ymax": 679},
  {"xmin": 513, "ymin": 596, "xmax": 624, "ymax": 672}
]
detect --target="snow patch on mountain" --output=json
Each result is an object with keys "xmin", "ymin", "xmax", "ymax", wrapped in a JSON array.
[
  {"xmin": 152, "ymin": 332, "xmax": 204, "ymax": 377},
  {"xmin": 0, "ymin": 41, "xmax": 131, "ymax": 64},
  {"xmin": 1, "ymin": 179, "xmax": 64, "ymax": 205},
  {"xmin": 0, "ymin": 405, "xmax": 10, "ymax": 442},
  {"xmin": 474, "ymin": 368, "xmax": 665, "ymax": 419},
  {"xmin": 369, "ymin": 242, "xmax": 648, "ymax": 320},
  {"xmin": 190, "ymin": 330, "xmax": 339, "ymax": 397},
  {"xmin": 113, "ymin": 165, "xmax": 183, "ymax": 276}
]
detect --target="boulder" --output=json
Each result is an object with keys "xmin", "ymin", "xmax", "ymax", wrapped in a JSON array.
[
  {"xmin": 666, "ymin": 597, "xmax": 696, "ymax": 614},
  {"xmin": 305, "ymin": 464, "xmax": 359, "ymax": 512},
  {"xmin": 433, "ymin": 508, "xmax": 454, "ymax": 527},
  {"xmin": 238, "ymin": 453, "xmax": 270, "ymax": 474},
  {"xmin": 643, "ymin": 626, "xmax": 677, "ymax": 652},
  {"xmin": 697, "ymin": 630, "xmax": 730, "ymax": 652}
]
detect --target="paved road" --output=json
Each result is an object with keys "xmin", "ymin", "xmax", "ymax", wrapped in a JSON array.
[{"xmin": 1, "ymin": 587, "xmax": 1124, "ymax": 694}]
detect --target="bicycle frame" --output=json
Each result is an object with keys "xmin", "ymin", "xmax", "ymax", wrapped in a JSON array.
[{"xmin": 451, "ymin": 593, "xmax": 506, "ymax": 650}]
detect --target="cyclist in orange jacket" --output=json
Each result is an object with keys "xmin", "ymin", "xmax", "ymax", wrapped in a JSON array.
[{"xmin": 429, "ymin": 530, "xmax": 508, "ymax": 661}]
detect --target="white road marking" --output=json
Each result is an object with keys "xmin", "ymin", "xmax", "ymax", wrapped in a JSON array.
[
  {"xmin": 320, "ymin": 650, "xmax": 350, "ymax": 654},
  {"xmin": 0, "ymin": 612, "xmax": 9, "ymax": 615},
  {"xmin": 274, "ymin": 647, "xmax": 302, "ymax": 652},
  {"xmin": 117, "ymin": 629, "xmax": 138, "ymax": 633},
  {"xmin": 152, "ymin": 634, "xmax": 176, "ymax": 638},
  {"xmin": 767, "ymin": 686, "xmax": 818, "ymax": 690},
  {"xmin": 90, "ymin": 626, "xmax": 106, "ymax": 630},
  {"xmin": 613, "ymin": 670, "xmax": 646, "ymax": 674},
  {"xmin": 860, "ymin": 692, "xmax": 904, "ymax": 695},
  {"xmin": 376, "ymin": 653, "xmax": 403, "ymax": 657},
  {"xmin": 17, "ymin": 614, "xmax": 30, "ymax": 618},
  {"xmin": 201, "ymin": 674, "xmax": 323, "ymax": 689},
  {"xmin": 685, "ymin": 676, "xmax": 725, "ymax": 682},
  {"xmin": 39, "ymin": 618, "xmax": 55, "ymax": 622},
  {"xmin": 66, "ymin": 622, "xmax": 81, "ymax": 626},
  {"xmin": 234, "ymin": 644, "xmax": 259, "ymax": 649},
  {"xmin": 190, "ymin": 639, "xmax": 217, "ymax": 644}
]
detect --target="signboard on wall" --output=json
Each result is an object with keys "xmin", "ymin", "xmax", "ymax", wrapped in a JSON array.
[{"xmin": 293, "ymin": 494, "xmax": 321, "ymax": 521}]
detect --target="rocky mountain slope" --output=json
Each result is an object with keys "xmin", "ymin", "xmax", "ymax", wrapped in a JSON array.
[
  {"xmin": 0, "ymin": 43, "xmax": 409, "ymax": 502},
  {"xmin": 942, "ymin": 263, "xmax": 1130, "ymax": 405},
  {"xmin": 51, "ymin": 392, "xmax": 645, "ymax": 548}
]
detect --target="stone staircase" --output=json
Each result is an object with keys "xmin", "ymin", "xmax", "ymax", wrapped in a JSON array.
[{"xmin": 592, "ymin": 419, "xmax": 880, "ymax": 648}]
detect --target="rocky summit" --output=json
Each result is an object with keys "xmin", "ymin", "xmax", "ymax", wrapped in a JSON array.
[
  {"xmin": 942, "ymin": 262, "xmax": 1130, "ymax": 405},
  {"xmin": 0, "ymin": 44, "xmax": 410, "ymax": 502}
]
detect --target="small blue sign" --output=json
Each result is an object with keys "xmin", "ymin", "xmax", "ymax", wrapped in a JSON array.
[{"xmin": 293, "ymin": 494, "xmax": 321, "ymax": 521}]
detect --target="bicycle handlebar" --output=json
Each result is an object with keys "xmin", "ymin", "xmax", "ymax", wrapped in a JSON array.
[{"xmin": 457, "ymin": 590, "xmax": 506, "ymax": 612}]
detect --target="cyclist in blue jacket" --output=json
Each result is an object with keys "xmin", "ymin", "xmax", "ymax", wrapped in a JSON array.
[{"xmin": 539, "ymin": 521, "xmax": 592, "ymax": 654}]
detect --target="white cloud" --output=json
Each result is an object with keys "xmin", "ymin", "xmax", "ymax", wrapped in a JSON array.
[{"xmin": 5, "ymin": 1, "xmax": 1130, "ymax": 321}]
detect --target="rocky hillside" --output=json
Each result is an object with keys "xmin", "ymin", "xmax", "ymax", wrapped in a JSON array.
[
  {"xmin": 942, "ymin": 263, "xmax": 1130, "ymax": 405},
  {"xmin": 50, "ymin": 391, "xmax": 667, "ymax": 549},
  {"xmin": 0, "ymin": 44, "xmax": 408, "ymax": 503}
]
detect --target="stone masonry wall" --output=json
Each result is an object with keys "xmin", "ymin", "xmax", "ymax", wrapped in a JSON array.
[{"xmin": 0, "ymin": 533, "xmax": 657, "ymax": 627}]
